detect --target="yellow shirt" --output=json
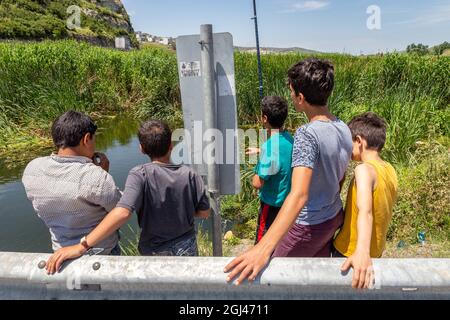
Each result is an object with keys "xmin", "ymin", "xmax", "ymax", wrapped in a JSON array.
[{"xmin": 334, "ymin": 160, "xmax": 398, "ymax": 258}]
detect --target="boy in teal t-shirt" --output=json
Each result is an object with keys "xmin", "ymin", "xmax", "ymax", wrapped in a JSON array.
[{"xmin": 249, "ymin": 96, "xmax": 294, "ymax": 244}]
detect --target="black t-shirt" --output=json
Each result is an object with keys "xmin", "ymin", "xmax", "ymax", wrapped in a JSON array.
[{"xmin": 117, "ymin": 163, "xmax": 210, "ymax": 253}]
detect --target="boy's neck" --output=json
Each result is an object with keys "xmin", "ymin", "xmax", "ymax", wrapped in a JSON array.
[
  {"xmin": 152, "ymin": 154, "xmax": 171, "ymax": 164},
  {"xmin": 361, "ymin": 149, "xmax": 383, "ymax": 163},
  {"xmin": 304, "ymin": 105, "xmax": 335, "ymax": 122},
  {"xmin": 265, "ymin": 126, "xmax": 284, "ymax": 138},
  {"xmin": 58, "ymin": 147, "xmax": 88, "ymax": 159}
]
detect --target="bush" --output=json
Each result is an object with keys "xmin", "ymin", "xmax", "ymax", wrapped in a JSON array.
[
  {"xmin": 0, "ymin": 0, "xmax": 135, "ymax": 44},
  {"xmin": 388, "ymin": 140, "xmax": 450, "ymax": 242}
]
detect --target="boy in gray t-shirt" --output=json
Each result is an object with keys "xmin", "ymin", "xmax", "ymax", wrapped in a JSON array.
[{"xmin": 224, "ymin": 58, "xmax": 353, "ymax": 285}]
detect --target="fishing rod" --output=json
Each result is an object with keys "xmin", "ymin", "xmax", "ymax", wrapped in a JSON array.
[{"xmin": 251, "ymin": 0, "xmax": 264, "ymax": 99}]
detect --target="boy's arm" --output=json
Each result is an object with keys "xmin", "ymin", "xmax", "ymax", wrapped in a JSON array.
[
  {"xmin": 224, "ymin": 127, "xmax": 318, "ymax": 285},
  {"xmin": 224, "ymin": 166, "xmax": 313, "ymax": 285},
  {"xmin": 195, "ymin": 208, "xmax": 211, "ymax": 219},
  {"xmin": 252, "ymin": 174, "xmax": 265, "ymax": 189},
  {"xmin": 252, "ymin": 144, "xmax": 274, "ymax": 190},
  {"xmin": 193, "ymin": 173, "xmax": 212, "ymax": 219},
  {"xmin": 46, "ymin": 169, "xmax": 145, "ymax": 274},
  {"xmin": 341, "ymin": 164, "xmax": 377, "ymax": 289},
  {"xmin": 45, "ymin": 207, "xmax": 132, "ymax": 274}
]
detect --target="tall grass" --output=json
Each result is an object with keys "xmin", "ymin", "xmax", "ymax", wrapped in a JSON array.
[
  {"xmin": 236, "ymin": 52, "xmax": 450, "ymax": 164},
  {"xmin": 1, "ymin": 40, "xmax": 448, "ymax": 166},
  {"xmin": 0, "ymin": 40, "xmax": 180, "ymax": 147},
  {"xmin": 0, "ymin": 40, "xmax": 448, "ymax": 245}
]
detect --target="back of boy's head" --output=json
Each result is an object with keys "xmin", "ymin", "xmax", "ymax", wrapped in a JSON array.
[
  {"xmin": 51, "ymin": 110, "xmax": 97, "ymax": 149},
  {"xmin": 348, "ymin": 112, "xmax": 387, "ymax": 152},
  {"xmin": 261, "ymin": 96, "xmax": 288, "ymax": 129},
  {"xmin": 138, "ymin": 120, "xmax": 172, "ymax": 158},
  {"xmin": 288, "ymin": 58, "xmax": 334, "ymax": 106}
]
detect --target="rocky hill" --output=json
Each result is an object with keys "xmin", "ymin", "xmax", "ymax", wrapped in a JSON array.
[
  {"xmin": 235, "ymin": 46, "xmax": 320, "ymax": 54},
  {"xmin": 0, "ymin": 0, "xmax": 136, "ymax": 47}
]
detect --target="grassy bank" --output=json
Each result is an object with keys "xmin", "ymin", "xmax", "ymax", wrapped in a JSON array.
[
  {"xmin": 0, "ymin": 40, "xmax": 448, "ymax": 252},
  {"xmin": 0, "ymin": 40, "xmax": 181, "ymax": 156}
]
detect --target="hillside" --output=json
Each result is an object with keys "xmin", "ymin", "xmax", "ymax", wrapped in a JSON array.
[
  {"xmin": 235, "ymin": 46, "xmax": 320, "ymax": 54},
  {"xmin": 0, "ymin": 0, "xmax": 136, "ymax": 47}
]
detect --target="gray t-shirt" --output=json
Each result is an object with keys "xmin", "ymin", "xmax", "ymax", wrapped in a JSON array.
[
  {"xmin": 117, "ymin": 163, "xmax": 210, "ymax": 253},
  {"xmin": 292, "ymin": 119, "xmax": 352, "ymax": 225}
]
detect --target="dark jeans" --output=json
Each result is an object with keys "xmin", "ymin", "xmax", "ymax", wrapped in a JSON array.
[
  {"xmin": 109, "ymin": 244, "xmax": 121, "ymax": 256},
  {"xmin": 141, "ymin": 235, "xmax": 198, "ymax": 257}
]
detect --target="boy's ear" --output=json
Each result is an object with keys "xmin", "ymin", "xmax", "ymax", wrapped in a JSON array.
[
  {"xmin": 298, "ymin": 93, "xmax": 306, "ymax": 104},
  {"xmin": 139, "ymin": 144, "xmax": 145, "ymax": 154},
  {"xmin": 82, "ymin": 133, "xmax": 92, "ymax": 146},
  {"xmin": 355, "ymin": 135, "xmax": 363, "ymax": 144}
]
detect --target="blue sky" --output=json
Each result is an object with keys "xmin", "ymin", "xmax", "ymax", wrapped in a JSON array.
[{"xmin": 122, "ymin": 0, "xmax": 450, "ymax": 54}]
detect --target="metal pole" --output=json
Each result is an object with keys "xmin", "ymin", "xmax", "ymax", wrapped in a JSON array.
[
  {"xmin": 200, "ymin": 24, "xmax": 222, "ymax": 256},
  {"xmin": 252, "ymin": 0, "xmax": 264, "ymax": 98}
]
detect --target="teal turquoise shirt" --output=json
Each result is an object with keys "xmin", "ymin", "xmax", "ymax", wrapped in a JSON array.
[{"xmin": 255, "ymin": 131, "xmax": 294, "ymax": 207}]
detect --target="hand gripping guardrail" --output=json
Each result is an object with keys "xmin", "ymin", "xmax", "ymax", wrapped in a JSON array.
[{"xmin": 0, "ymin": 252, "xmax": 449, "ymax": 300}]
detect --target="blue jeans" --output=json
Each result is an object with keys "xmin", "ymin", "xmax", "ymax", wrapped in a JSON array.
[
  {"xmin": 110, "ymin": 244, "xmax": 121, "ymax": 256},
  {"xmin": 142, "ymin": 235, "xmax": 198, "ymax": 257}
]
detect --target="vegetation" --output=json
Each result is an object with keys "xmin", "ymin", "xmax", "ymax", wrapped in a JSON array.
[
  {"xmin": 432, "ymin": 41, "xmax": 450, "ymax": 56},
  {"xmin": 0, "ymin": 40, "xmax": 180, "ymax": 153},
  {"xmin": 406, "ymin": 43, "xmax": 430, "ymax": 56},
  {"xmin": 0, "ymin": 40, "xmax": 448, "ymax": 254},
  {"xmin": 406, "ymin": 42, "xmax": 450, "ymax": 56},
  {"xmin": 0, "ymin": 0, "xmax": 137, "ymax": 47}
]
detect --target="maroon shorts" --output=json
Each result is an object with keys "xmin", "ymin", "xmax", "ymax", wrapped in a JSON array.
[
  {"xmin": 255, "ymin": 201, "xmax": 280, "ymax": 244},
  {"xmin": 272, "ymin": 210, "xmax": 344, "ymax": 258}
]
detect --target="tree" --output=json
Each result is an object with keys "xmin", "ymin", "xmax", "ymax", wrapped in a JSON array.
[
  {"xmin": 406, "ymin": 43, "xmax": 429, "ymax": 56},
  {"xmin": 432, "ymin": 41, "xmax": 450, "ymax": 55}
]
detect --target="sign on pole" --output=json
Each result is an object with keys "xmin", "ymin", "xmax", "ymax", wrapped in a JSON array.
[
  {"xmin": 175, "ymin": 31, "xmax": 241, "ymax": 196},
  {"xmin": 175, "ymin": 26, "xmax": 241, "ymax": 257}
]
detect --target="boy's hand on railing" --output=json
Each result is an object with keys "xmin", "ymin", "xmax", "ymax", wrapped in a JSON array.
[
  {"xmin": 224, "ymin": 244, "xmax": 271, "ymax": 285},
  {"xmin": 46, "ymin": 245, "xmax": 87, "ymax": 275},
  {"xmin": 341, "ymin": 251, "xmax": 375, "ymax": 289}
]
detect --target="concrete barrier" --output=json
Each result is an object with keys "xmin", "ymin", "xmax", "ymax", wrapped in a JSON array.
[{"xmin": 0, "ymin": 252, "xmax": 449, "ymax": 300}]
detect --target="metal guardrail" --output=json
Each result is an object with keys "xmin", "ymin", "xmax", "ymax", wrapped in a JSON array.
[{"xmin": 0, "ymin": 252, "xmax": 449, "ymax": 300}]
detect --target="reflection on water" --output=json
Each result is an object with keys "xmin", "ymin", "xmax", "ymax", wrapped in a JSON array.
[{"xmin": 0, "ymin": 116, "xmax": 220, "ymax": 253}]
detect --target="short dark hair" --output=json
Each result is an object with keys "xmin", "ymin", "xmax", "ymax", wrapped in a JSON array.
[
  {"xmin": 287, "ymin": 58, "xmax": 335, "ymax": 106},
  {"xmin": 348, "ymin": 112, "xmax": 387, "ymax": 152},
  {"xmin": 51, "ymin": 111, "xmax": 97, "ymax": 149},
  {"xmin": 138, "ymin": 120, "xmax": 172, "ymax": 158},
  {"xmin": 261, "ymin": 96, "xmax": 289, "ymax": 129}
]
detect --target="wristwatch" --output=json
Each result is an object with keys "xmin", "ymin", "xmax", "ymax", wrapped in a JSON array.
[{"xmin": 80, "ymin": 236, "xmax": 91, "ymax": 250}]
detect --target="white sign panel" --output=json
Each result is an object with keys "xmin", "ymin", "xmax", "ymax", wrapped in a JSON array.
[{"xmin": 176, "ymin": 33, "xmax": 240, "ymax": 196}]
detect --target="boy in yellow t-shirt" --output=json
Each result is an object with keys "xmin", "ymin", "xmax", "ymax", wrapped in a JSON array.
[{"xmin": 333, "ymin": 112, "xmax": 398, "ymax": 289}]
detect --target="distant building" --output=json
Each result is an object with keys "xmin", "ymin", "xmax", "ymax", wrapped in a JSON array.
[
  {"xmin": 135, "ymin": 31, "xmax": 174, "ymax": 47},
  {"xmin": 158, "ymin": 37, "xmax": 170, "ymax": 46},
  {"xmin": 135, "ymin": 32, "xmax": 145, "ymax": 42},
  {"xmin": 115, "ymin": 37, "xmax": 131, "ymax": 50}
]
